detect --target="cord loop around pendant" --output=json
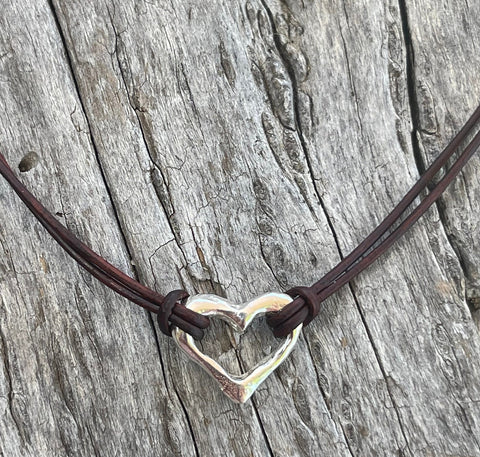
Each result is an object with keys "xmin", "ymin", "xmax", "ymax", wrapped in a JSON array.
[
  {"xmin": 266, "ymin": 286, "xmax": 319, "ymax": 338},
  {"xmin": 157, "ymin": 289, "xmax": 190, "ymax": 337},
  {"xmin": 286, "ymin": 286, "xmax": 320, "ymax": 325}
]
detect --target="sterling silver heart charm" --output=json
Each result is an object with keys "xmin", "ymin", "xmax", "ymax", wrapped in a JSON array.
[{"xmin": 172, "ymin": 292, "xmax": 302, "ymax": 403}]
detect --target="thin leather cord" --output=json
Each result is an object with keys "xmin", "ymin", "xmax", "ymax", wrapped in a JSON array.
[
  {"xmin": 1, "ymin": 104, "xmax": 479, "ymax": 341},
  {"xmin": 267, "ymin": 104, "xmax": 480, "ymax": 332},
  {"xmin": 269, "ymin": 117, "xmax": 480, "ymax": 337},
  {"xmin": 0, "ymin": 154, "xmax": 209, "ymax": 339}
]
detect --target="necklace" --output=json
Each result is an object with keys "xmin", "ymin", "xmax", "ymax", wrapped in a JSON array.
[{"xmin": 1, "ymin": 103, "xmax": 479, "ymax": 403}]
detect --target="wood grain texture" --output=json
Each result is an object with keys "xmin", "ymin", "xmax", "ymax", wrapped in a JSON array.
[{"xmin": 0, "ymin": 1, "xmax": 479, "ymax": 456}]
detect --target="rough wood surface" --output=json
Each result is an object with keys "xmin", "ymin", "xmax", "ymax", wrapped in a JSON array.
[{"xmin": 1, "ymin": 1, "xmax": 479, "ymax": 456}]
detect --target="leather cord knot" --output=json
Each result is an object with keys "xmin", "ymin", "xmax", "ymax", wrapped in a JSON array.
[
  {"xmin": 157, "ymin": 290, "xmax": 210, "ymax": 340},
  {"xmin": 157, "ymin": 289, "xmax": 190, "ymax": 337},
  {"xmin": 266, "ymin": 286, "xmax": 319, "ymax": 338},
  {"xmin": 286, "ymin": 286, "xmax": 320, "ymax": 325}
]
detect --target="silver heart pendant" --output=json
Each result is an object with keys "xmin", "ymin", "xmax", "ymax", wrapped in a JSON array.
[{"xmin": 172, "ymin": 292, "xmax": 302, "ymax": 403}]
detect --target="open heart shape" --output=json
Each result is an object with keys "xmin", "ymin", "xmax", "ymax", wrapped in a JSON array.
[{"xmin": 172, "ymin": 292, "xmax": 302, "ymax": 403}]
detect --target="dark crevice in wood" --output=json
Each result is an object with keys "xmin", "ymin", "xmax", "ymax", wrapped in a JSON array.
[
  {"xmin": 397, "ymin": 0, "xmax": 424, "ymax": 175},
  {"xmin": 257, "ymin": 233, "xmax": 283, "ymax": 287},
  {"xmin": 46, "ymin": 0, "xmax": 140, "ymax": 284},
  {"xmin": 105, "ymin": 8, "xmax": 204, "ymax": 454},
  {"xmin": 233, "ymin": 351, "xmax": 275, "ymax": 457},
  {"xmin": 45, "ymin": 3, "xmax": 202, "ymax": 454},
  {"xmin": 348, "ymin": 289, "xmax": 413, "ymax": 456},
  {"xmin": 250, "ymin": 399, "xmax": 275, "ymax": 457},
  {"xmin": 170, "ymin": 379, "xmax": 201, "ymax": 457},
  {"xmin": 258, "ymin": 0, "xmax": 345, "ymax": 262},
  {"xmin": 145, "ymin": 302, "xmax": 202, "ymax": 457},
  {"xmin": 188, "ymin": 223, "xmax": 225, "ymax": 297},
  {"xmin": 105, "ymin": 6, "xmax": 196, "ymax": 290},
  {"xmin": 257, "ymin": 4, "xmax": 362, "ymax": 449},
  {"xmin": 106, "ymin": 5, "xmax": 224, "ymax": 300},
  {"xmin": 149, "ymin": 166, "xmax": 194, "ymax": 283},
  {"xmin": 145, "ymin": 290, "xmax": 202, "ymax": 456},
  {"xmin": 146, "ymin": 314, "xmax": 170, "ymax": 389},
  {"xmin": 85, "ymin": 424, "xmax": 101, "ymax": 457},
  {"xmin": 302, "ymin": 336, "xmax": 355, "ymax": 456},
  {"xmin": 261, "ymin": 1, "xmax": 414, "ymax": 453},
  {"xmin": 337, "ymin": 5, "xmax": 369, "ymax": 157},
  {"xmin": 108, "ymin": 2, "xmax": 233, "ymax": 310},
  {"xmin": 436, "ymin": 196, "xmax": 478, "ymax": 318},
  {"xmin": 397, "ymin": 0, "xmax": 477, "ymax": 322},
  {"xmin": 0, "ymin": 324, "xmax": 24, "ymax": 444}
]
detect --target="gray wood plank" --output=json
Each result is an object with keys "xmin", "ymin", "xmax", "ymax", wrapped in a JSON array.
[{"xmin": 0, "ymin": 0, "xmax": 479, "ymax": 456}]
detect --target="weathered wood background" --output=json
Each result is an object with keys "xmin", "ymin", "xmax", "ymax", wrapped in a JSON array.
[{"xmin": 0, "ymin": 0, "xmax": 479, "ymax": 456}]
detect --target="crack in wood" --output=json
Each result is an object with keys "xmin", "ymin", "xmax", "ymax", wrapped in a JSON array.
[
  {"xmin": 258, "ymin": 0, "xmax": 346, "ymax": 263},
  {"xmin": 47, "ymin": 0, "xmax": 139, "ymax": 282},
  {"xmin": 259, "ymin": 1, "xmax": 433, "ymax": 454},
  {"xmin": 398, "ymin": 0, "xmax": 478, "ymax": 324},
  {"xmin": 0, "ymin": 324, "xmax": 24, "ymax": 444},
  {"xmin": 43, "ymin": 2, "xmax": 203, "ymax": 455},
  {"xmin": 105, "ymin": 5, "xmax": 197, "ymax": 289},
  {"xmin": 302, "ymin": 335, "xmax": 355, "ymax": 456}
]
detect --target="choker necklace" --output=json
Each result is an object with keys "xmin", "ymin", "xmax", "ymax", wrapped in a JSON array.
[{"xmin": 1, "ymin": 103, "xmax": 479, "ymax": 403}]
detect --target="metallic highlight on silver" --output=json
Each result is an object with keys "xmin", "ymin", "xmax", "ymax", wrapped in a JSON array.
[{"xmin": 172, "ymin": 293, "xmax": 303, "ymax": 403}]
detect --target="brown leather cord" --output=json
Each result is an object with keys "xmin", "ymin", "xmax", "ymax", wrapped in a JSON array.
[
  {"xmin": 1, "ymin": 104, "xmax": 479, "ymax": 342},
  {"xmin": 0, "ymin": 154, "xmax": 209, "ymax": 340},
  {"xmin": 268, "ymin": 104, "xmax": 480, "ymax": 332},
  {"xmin": 269, "ymin": 115, "xmax": 480, "ymax": 337}
]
